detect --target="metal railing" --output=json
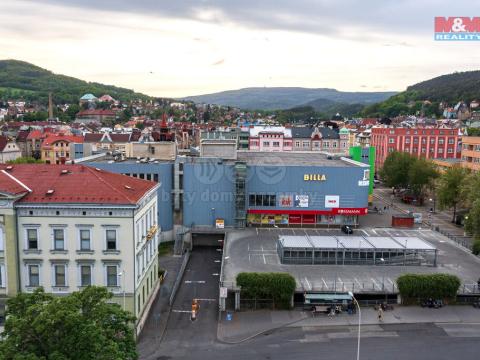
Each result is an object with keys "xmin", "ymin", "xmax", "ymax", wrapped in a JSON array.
[{"xmin": 432, "ymin": 226, "xmax": 473, "ymax": 251}]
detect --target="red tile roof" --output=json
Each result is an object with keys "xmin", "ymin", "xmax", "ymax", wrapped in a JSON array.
[
  {"xmin": 27, "ymin": 130, "xmax": 47, "ymax": 140},
  {"xmin": 0, "ymin": 164, "xmax": 157, "ymax": 205},
  {"xmin": 42, "ymin": 134, "xmax": 84, "ymax": 147},
  {"xmin": 84, "ymin": 133, "xmax": 103, "ymax": 142}
]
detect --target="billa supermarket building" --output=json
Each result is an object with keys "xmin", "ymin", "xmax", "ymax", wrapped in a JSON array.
[{"xmin": 87, "ymin": 151, "xmax": 370, "ymax": 236}]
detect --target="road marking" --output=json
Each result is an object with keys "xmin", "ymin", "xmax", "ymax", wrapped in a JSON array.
[
  {"xmin": 214, "ymin": 260, "xmax": 221, "ymax": 263},
  {"xmin": 195, "ymin": 298, "xmax": 217, "ymax": 302},
  {"xmin": 371, "ymin": 229, "xmax": 378, "ymax": 235},
  {"xmin": 371, "ymin": 277, "xmax": 380, "ymax": 290},
  {"xmin": 292, "ymin": 229, "xmax": 296, "ymax": 235},
  {"xmin": 354, "ymin": 277, "xmax": 362, "ymax": 287},
  {"xmin": 172, "ymin": 310, "xmax": 191, "ymax": 313},
  {"xmin": 360, "ymin": 229, "xmax": 369, "ymax": 236},
  {"xmin": 248, "ymin": 254, "xmax": 251, "ymax": 263},
  {"xmin": 248, "ymin": 243, "xmax": 250, "ymax": 251},
  {"xmin": 185, "ymin": 280, "xmax": 206, "ymax": 284},
  {"xmin": 322, "ymin": 278, "xmax": 328, "ymax": 288},
  {"xmin": 216, "ymin": 248, "xmax": 222, "ymax": 252},
  {"xmin": 262, "ymin": 253, "xmax": 267, "ymax": 264},
  {"xmin": 387, "ymin": 278, "xmax": 394, "ymax": 285},
  {"xmin": 256, "ymin": 228, "xmax": 258, "ymax": 236},
  {"xmin": 304, "ymin": 277, "xmax": 311, "ymax": 291},
  {"xmin": 212, "ymin": 273, "xmax": 220, "ymax": 276}
]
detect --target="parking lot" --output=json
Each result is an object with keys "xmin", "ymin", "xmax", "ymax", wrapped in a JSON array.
[{"xmin": 222, "ymin": 227, "xmax": 480, "ymax": 294}]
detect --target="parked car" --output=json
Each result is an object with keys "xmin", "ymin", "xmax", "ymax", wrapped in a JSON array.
[{"xmin": 341, "ymin": 225, "xmax": 353, "ymax": 234}]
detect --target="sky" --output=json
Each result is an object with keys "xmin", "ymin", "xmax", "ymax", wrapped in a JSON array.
[{"xmin": 0, "ymin": 0, "xmax": 479, "ymax": 98}]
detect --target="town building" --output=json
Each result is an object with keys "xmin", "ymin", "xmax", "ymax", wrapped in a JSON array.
[
  {"xmin": 79, "ymin": 93, "xmax": 98, "ymax": 106},
  {"xmin": 41, "ymin": 133, "xmax": 84, "ymax": 164},
  {"xmin": 0, "ymin": 164, "xmax": 159, "ymax": 335},
  {"xmin": 371, "ymin": 127, "xmax": 461, "ymax": 168},
  {"xmin": 0, "ymin": 136, "xmax": 22, "ymax": 162},
  {"xmin": 291, "ymin": 126, "xmax": 349, "ymax": 154},
  {"xmin": 460, "ymin": 136, "xmax": 480, "ymax": 171},
  {"xmin": 75, "ymin": 109, "xmax": 116, "ymax": 125},
  {"xmin": 200, "ymin": 128, "xmax": 249, "ymax": 149},
  {"xmin": 84, "ymin": 132, "xmax": 131, "ymax": 155},
  {"xmin": 248, "ymin": 126, "xmax": 293, "ymax": 151}
]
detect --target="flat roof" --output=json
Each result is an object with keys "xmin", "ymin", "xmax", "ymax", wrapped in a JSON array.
[
  {"xmin": 336, "ymin": 236, "xmax": 374, "ymax": 249},
  {"xmin": 236, "ymin": 151, "xmax": 363, "ymax": 167},
  {"xmin": 363, "ymin": 236, "xmax": 405, "ymax": 249},
  {"xmin": 392, "ymin": 237, "xmax": 436, "ymax": 250},
  {"xmin": 277, "ymin": 235, "xmax": 436, "ymax": 251},
  {"xmin": 308, "ymin": 236, "xmax": 341, "ymax": 249},
  {"xmin": 279, "ymin": 235, "xmax": 313, "ymax": 248}
]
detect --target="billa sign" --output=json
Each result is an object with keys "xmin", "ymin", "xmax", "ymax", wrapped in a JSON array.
[{"xmin": 304, "ymin": 174, "xmax": 327, "ymax": 181}]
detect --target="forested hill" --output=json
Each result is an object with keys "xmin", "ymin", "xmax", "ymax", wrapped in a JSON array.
[
  {"xmin": 0, "ymin": 59, "xmax": 153, "ymax": 104},
  {"xmin": 362, "ymin": 70, "xmax": 480, "ymax": 117}
]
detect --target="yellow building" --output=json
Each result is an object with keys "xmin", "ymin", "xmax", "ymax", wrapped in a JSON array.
[
  {"xmin": 41, "ymin": 134, "xmax": 84, "ymax": 164},
  {"xmin": 461, "ymin": 136, "xmax": 480, "ymax": 171}
]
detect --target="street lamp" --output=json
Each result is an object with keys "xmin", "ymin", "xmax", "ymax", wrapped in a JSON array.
[
  {"xmin": 348, "ymin": 291, "xmax": 361, "ymax": 360},
  {"xmin": 118, "ymin": 270, "xmax": 126, "ymax": 311},
  {"xmin": 429, "ymin": 198, "xmax": 436, "ymax": 213}
]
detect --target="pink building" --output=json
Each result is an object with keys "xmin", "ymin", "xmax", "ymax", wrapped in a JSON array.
[{"xmin": 248, "ymin": 126, "xmax": 293, "ymax": 151}]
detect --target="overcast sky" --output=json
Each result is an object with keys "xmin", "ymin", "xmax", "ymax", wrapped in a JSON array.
[{"xmin": 0, "ymin": 0, "xmax": 479, "ymax": 97}]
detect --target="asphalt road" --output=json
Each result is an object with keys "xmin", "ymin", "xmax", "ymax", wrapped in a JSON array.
[
  {"xmin": 141, "ymin": 246, "xmax": 222, "ymax": 360},
  {"xmin": 162, "ymin": 322, "xmax": 480, "ymax": 360}
]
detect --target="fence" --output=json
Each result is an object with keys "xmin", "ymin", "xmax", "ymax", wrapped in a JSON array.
[
  {"xmin": 433, "ymin": 226, "xmax": 473, "ymax": 251},
  {"xmin": 239, "ymin": 299, "xmax": 275, "ymax": 311},
  {"xmin": 169, "ymin": 251, "xmax": 191, "ymax": 306}
]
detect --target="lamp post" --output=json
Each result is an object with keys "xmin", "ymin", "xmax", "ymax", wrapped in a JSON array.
[
  {"xmin": 429, "ymin": 197, "xmax": 436, "ymax": 213},
  {"xmin": 118, "ymin": 270, "xmax": 126, "ymax": 311},
  {"xmin": 349, "ymin": 291, "xmax": 361, "ymax": 360}
]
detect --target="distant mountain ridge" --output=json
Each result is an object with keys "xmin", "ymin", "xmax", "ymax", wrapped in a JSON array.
[
  {"xmin": 182, "ymin": 87, "xmax": 397, "ymax": 111},
  {"xmin": 0, "ymin": 59, "xmax": 154, "ymax": 104}
]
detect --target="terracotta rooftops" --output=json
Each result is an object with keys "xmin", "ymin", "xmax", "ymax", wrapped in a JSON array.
[{"xmin": 0, "ymin": 164, "xmax": 157, "ymax": 205}]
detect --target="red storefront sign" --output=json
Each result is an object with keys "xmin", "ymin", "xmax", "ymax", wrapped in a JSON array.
[{"xmin": 247, "ymin": 208, "xmax": 368, "ymax": 216}]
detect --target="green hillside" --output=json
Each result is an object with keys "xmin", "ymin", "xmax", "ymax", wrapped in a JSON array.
[
  {"xmin": 0, "ymin": 59, "xmax": 153, "ymax": 104},
  {"xmin": 362, "ymin": 70, "xmax": 480, "ymax": 117}
]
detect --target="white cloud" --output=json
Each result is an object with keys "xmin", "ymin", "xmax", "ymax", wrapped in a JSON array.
[{"xmin": 0, "ymin": 1, "xmax": 478, "ymax": 97}]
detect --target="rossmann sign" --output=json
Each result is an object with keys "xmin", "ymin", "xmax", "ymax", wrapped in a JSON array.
[{"xmin": 434, "ymin": 17, "xmax": 480, "ymax": 41}]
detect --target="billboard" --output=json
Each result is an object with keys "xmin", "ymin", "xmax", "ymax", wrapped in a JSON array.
[
  {"xmin": 294, "ymin": 195, "xmax": 309, "ymax": 208},
  {"xmin": 325, "ymin": 195, "xmax": 340, "ymax": 208},
  {"xmin": 279, "ymin": 195, "xmax": 293, "ymax": 207}
]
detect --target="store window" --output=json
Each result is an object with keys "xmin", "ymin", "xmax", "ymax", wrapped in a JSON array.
[{"xmin": 249, "ymin": 194, "xmax": 276, "ymax": 207}]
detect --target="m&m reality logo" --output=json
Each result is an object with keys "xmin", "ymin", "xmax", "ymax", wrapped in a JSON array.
[{"xmin": 434, "ymin": 17, "xmax": 480, "ymax": 41}]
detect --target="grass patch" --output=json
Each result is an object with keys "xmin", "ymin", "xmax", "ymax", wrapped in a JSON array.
[{"xmin": 158, "ymin": 241, "xmax": 174, "ymax": 256}]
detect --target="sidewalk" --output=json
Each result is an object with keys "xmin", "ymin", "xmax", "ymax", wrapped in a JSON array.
[
  {"xmin": 217, "ymin": 306, "xmax": 480, "ymax": 343},
  {"xmin": 136, "ymin": 255, "xmax": 183, "ymax": 354}
]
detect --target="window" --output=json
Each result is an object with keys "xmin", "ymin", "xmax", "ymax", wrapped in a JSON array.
[
  {"xmin": 448, "ymin": 138, "xmax": 455, "ymax": 144},
  {"xmin": 323, "ymin": 142, "xmax": 330, "ymax": 148},
  {"xmin": 295, "ymin": 141, "xmax": 300, "ymax": 147},
  {"xmin": 79, "ymin": 229, "xmax": 91, "ymax": 250},
  {"xmin": 54, "ymin": 265, "xmax": 66, "ymax": 287},
  {"xmin": 53, "ymin": 229, "xmax": 64, "ymax": 250},
  {"xmin": 27, "ymin": 229, "xmax": 38, "ymax": 249},
  {"xmin": 405, "ymin": 138, "xmax": 410, "ymax": 144},
  {"xmin": 333, "ymin": 142, "xmax": 337, "ymax": 148},
  {"xmin": 106, "ymin": 265, "xmax": 118, "ymax": 287},
  {"xmin": 263, "ymin": 141, "xmax": 270, "ymax": 146},
  {"xmin": 413, "ymin": 138, "xmax": 418, "ymax": 144},
  {"xmin": 0, "ymin": 228, "xmax": 4, "ymax": 251},
  {"xmin": 438, "ymin": 148, "xmax": 444, "ymax": 153},
  {"xmin": 28, "ymin": 265, "xmax": 39, "ymax": 287},
  {"xmin": 438, "ymin": 138, "xmax": 444, "ymax": 145},
  {"xmin": 388, "ymin": 138, "xmax": 395, "ymax": 144},
  {"xmin": 272, "ymin": 141, "xmax": 280, "ymax": 147},
  {"xmin": 106, "ymin": 230, "xmax": 117, "ymax": 250},
  {"xmin": 249, "ymin": 194, "xmax": 276, "ymax": 207},
  {"xmin": 313, "ymin": 141, "xmax": 320, "ymax": 148},
  {"xmin": 0, "ymin": 264, "xmax": 5, "ymax": 288},
  {"xmin": 447, "ymin": 148, "xmax": 454, "ymax": 154},
  {"xmin": 80, "ymin": 265, "xmax": 92, "ymax": 286},
  {"xmin": 302, "ymin": 141, "xmax": 310, "ymax": 148}
]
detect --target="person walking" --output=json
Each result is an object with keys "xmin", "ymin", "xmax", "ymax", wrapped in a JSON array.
[{"xmin": 378, "ymin": 306, "xmax": 384, "ymax": 322}]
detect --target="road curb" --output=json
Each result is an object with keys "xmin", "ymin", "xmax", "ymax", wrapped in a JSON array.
[{"xmin": 216, "ymin": 314, "xmax": 309, "ymax": 344}]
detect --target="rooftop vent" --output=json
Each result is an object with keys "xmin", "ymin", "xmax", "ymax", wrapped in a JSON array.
[
  {"xmin": 46, "ymin": 189, "xmax": 55, "ymax": 195},
  {"xmin": 124, "ymin": 185, "xmax": 133, "ymax": 190},
  {"xmin": 95, "ymin": 168, "xmax": 102, "ymax": 172},
  {"xmin": 5, "ymin": 166, "xmax": 13, "ymax": 171},
  {"xmin": 61, "ymin": 169, "xmax": 69, "ymax": 175}
]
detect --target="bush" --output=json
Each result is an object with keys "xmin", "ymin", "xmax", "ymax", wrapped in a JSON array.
[
  {"xmin": 472, "ymin": 239, "xmax": 480, "ymax": 255},
  {"xmin": 236, "ymin": 272, "xmax": 296, "ymax": 309},
  {"xmin": 397, "ymin": 273, "xmax": 461, "ymax": 302}
]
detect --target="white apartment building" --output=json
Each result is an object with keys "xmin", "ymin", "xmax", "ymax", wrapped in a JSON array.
[{"xmin": 0, "ymin": 164, "xmax": 160, "ymax": 336}]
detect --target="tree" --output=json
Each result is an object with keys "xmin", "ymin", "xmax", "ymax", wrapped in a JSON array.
[
  {"xmin": 408, "ymin": 158, "xmax": 438, "ymax": 200},
  {"xmin": 6, "ymin": 157, "xmax": 43, "ymax": 164},
  {"xmin": 437, "ymin": 165, "xmax": 470, "ymax": 222},
  {"xmin": 0, "ymin": 287, "xmax": 137, "ymax": 360},
  {"xmin": 379, "ymin": 151, "xmax": 415, "ymax": 189}
]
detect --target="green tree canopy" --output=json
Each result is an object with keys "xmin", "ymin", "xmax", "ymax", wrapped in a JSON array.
[
  {"xmin": 407, "ymin": 157, "xmax": 439, "ymax": 199},
  {"xmin": 379, "ymin": 151, "xmax": 414, "ymax": 189},
  {"xmin": 437, "ymin": 165, "xmax": 470, "ymax": 222},
  {"xmin": 0, "ymin": 287, "xmax": 137, "ymax": 360}
]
